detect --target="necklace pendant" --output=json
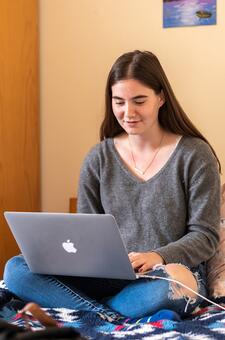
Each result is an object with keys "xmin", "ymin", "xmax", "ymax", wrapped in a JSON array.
[
  {"xmin": 129, "ymin": 132, "xmax": 165, "ymax": 178},
  {"xmin": 134, "ymin": 167, "xmax": 144, "ymax": 175}
]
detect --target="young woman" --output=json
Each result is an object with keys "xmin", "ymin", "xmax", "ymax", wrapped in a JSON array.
[{"xmin": 4, "ymin": 50, "xmax": 221, "ymax": 320}]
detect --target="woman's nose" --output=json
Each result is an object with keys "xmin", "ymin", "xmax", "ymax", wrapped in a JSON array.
[{"xmin": 124, "ymin": 103, "xmax": 135, "ymax": 119}]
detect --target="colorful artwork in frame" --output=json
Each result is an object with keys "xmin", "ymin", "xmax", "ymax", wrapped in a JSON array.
[{"xmin": 163, "ymin": 0, "xmax": 217, "ymax": 28}]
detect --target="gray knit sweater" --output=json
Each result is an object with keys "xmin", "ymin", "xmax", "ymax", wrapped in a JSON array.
[{"xmin": 77, "ymin": 136, "xmax": 220, "ymax": 269}]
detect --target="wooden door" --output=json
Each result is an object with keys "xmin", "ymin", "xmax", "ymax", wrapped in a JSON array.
[{"xmin": 0, "ymin": 0, "xmax": 40, "ymax": 277}]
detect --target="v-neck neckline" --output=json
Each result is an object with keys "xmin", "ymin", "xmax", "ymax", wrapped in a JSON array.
[{"xmin": 110, "ymin": 136, "xmax": 183, "ymax": 184}]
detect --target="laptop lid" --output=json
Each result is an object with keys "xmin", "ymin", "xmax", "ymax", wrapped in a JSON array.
[{"xmin": 4, "ymin": 212, "xmax": 137, "ymax": 280}]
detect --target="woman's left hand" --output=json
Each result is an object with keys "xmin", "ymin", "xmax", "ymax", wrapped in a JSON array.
[{"xmin": 128, "ymin": 251, "xmax": 164, "ymax": 273}]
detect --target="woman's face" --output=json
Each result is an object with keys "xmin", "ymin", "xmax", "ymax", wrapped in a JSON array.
[{"xmin": 111, "ymin": 79, "xmax": 164, "ymax": 136}]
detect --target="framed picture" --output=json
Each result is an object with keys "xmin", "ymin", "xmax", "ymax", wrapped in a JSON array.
[{"xmin": 163, "ymin": 0, "xmax": 217, "ymax": 28}]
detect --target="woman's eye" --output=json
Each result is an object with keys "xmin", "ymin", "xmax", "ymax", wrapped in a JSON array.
[
  {"xmin": 134, "ymin": 101, "xmax": 145, "ymax": 105},
  {"xmin": 115, "ymin": 101, "xmax": 124, "ymax": 106}
]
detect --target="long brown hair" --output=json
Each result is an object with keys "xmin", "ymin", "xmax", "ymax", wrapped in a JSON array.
[{"xmin": 100, "ymin": 50, "xmax": 221, "ymax": 172}]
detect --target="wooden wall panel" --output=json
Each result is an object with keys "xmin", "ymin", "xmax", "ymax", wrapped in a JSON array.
[
  {"xmin": 0, "ymin": 0, "xmax": 40, "ymax": 277},
  {"xmin": 69, "ymin": 197, "xmax": 77, "ymax": 213}
]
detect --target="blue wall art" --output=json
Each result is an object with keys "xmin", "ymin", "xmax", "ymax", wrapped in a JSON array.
[{"xmin": 163, "ymin": 0, "xmax": 217, "ymax": 28}]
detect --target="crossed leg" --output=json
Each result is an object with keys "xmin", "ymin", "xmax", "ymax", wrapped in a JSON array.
[{"xmin": 105, "ymin": 263, "xmax": 202, "ymax": 318}]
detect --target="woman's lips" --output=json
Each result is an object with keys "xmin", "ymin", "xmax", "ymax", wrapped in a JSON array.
[{"xmin": 124, "ymin": 120, "xmax": 140, "ymax": 125}]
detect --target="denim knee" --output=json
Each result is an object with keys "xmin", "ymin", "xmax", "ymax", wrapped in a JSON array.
[
  {"xmin": 3, "ymin": 255, "xmax": 28, "ymax": 294},
  {"xmin": 105, "ymin": 265, "xmax": 206, "ymax": 318}
]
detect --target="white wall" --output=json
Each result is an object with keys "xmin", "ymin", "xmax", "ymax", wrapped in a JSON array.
[{"xmin": 40, "ymin": 0, "xmax": 225, "ymax": 212}]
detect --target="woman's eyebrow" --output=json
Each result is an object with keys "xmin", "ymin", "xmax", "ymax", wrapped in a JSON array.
[
  {"xmin": 132, "ymin": 95, "xmax": 148, "ymax": 99},
  {"xmin": 112, "ymin": 95, "xmax": 148, "ymax": 100},
  {"xmin": 112, "ymin": 96, "xmax": 123, "ymax": 100}
]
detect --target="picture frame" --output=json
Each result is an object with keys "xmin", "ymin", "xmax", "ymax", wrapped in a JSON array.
[{"xmin": 163, "ymin": 0, "xmax": 217, "ymax": 28}]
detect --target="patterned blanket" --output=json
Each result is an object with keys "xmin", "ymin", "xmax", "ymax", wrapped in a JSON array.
[{"xmin": 1, "ymin": 280, "xmax": 225, "ymax": 339}]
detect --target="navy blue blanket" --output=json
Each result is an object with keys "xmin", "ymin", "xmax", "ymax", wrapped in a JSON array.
[{"xmin": 1, "ymin": 281, "xmax": 225, "ymax": 339}]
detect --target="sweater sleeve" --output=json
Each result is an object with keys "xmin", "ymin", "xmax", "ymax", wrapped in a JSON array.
[
  {"xmin": 154, "ymin": 145, "xmax": 221, "ymax": 268},
  {"xmin": 77, "ymin": 145, "xmax": 104, "ymax": 214}
]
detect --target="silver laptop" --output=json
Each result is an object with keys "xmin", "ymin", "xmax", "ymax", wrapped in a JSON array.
[{"xmin": 4, "ymin": 211, "xmax": 137, "ymax": 280}]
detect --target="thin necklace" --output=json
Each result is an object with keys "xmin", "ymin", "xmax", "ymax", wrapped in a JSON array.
[{"xmin": 128, "ymin": 132, "xmax": 165, "ymax": 176}]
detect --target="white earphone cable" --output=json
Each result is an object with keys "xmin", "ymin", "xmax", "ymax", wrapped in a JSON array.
[{"xmin": 136, "ymin": 273, "xmax": 225, "ymax": 311}]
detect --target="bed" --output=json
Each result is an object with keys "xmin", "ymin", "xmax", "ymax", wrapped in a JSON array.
[{"xmin": 1, "ymin": 279, "xmax": 225, "ymax": 339}]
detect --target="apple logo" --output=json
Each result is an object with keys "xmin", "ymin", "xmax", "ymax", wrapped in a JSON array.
[{"xmin": 62, "ymin": 240, "xmax": 77, "ymax": 253}]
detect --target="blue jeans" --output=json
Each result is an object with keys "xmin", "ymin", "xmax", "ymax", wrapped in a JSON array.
[{"xmin": 3, "ymin": 255, "xmax": 207, "ymax": 319}]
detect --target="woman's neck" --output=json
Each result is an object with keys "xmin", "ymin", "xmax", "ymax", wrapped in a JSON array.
[{"xmin": 127, "ymin": 127, "xmax": 165, "ymax": 152}]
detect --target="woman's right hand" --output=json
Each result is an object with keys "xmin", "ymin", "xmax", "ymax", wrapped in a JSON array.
[{"xmin": 128, "ymin": 251, "xmax": 164, "ymax": 273}]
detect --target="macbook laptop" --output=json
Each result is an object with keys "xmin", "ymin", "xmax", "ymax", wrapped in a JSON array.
[{"xmin": 4, "ymin": 212, "xmax": 137, "ymax": 280}]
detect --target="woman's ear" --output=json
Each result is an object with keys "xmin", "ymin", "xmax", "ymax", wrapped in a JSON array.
[{"xmin": 159, "ymin": 90, "xmax": 165, "ymax": 107}]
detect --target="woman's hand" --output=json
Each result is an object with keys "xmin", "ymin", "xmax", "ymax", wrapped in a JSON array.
[{"xmin": 128, "ymin": 251, "xmax": 164, "ymax": 273}]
